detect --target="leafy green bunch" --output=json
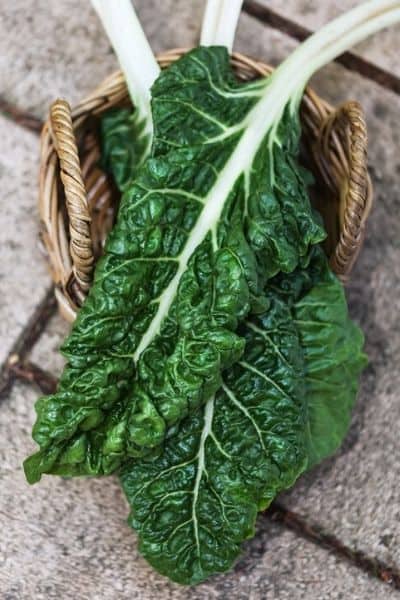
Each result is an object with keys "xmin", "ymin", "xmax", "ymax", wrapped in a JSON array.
[{"xmin": 24, "ymin": 0, "xmax": 400, "ymax": 585}]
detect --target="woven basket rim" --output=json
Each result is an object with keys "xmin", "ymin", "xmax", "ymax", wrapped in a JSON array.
[{"xmin": 39, "ymin": 48, "xmax": 373, "ymax": 321}]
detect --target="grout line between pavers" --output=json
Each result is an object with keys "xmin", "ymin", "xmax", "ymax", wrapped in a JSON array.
[
  {"xmin": 267, "ymin": 502, "xmax": 400, "ymax": 591},
  {"xmin": 0, "ymin": 95, "xmax": 44, "ymax": 134},
  {"xmin": 0, "ymin": 286, "xmax": 57, "ymax": 401},
  {"xmin": 15, "ymin": 359, "xmax": 400, "ymax": 592},
  {"xmin": 243, "ymin": 0, "xmax": 400, "ymax": 96},
  {"xmin": 9, "ymin": 360, "xmax": 58, "ymax": 395}
]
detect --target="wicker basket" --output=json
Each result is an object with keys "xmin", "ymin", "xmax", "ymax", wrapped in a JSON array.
[{"xmin": 39, "ymin": 49, "xmax": 373, "ymax": 322}]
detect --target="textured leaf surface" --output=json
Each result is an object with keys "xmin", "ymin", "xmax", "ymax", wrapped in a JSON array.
[
  {"xmin": 121, "ymin": 250, "xmax": 366, "ymax": 584},
  {"xmin": 294, "ymin": 263, "xmax": 367, "ymax": 467},
  {"xmin": 270, "ymin": 249, "xmax": 367, "ymax": 467},
  {"xmin": 24, "ymin": 47, "xmax": 324, "ymax": 483},
  {"xmin": 101, "ymin": 108, "xmax": 150, "ymax": 191},
  {"xmin": 121, "ymin": 294, "xmax": 309, "ymax": 585}
]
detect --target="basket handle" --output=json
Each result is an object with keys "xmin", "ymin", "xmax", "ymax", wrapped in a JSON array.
[
  {"xmin": 49, "ymin": 99, "xmax": 94, "ymax": 292},
  {"xmin": 48, "ymin": 98, "xmax": 371, "ymax": 290},
  {"xmin": 316, "ymin": 101, "xmax": 373, "ymax": 279}
]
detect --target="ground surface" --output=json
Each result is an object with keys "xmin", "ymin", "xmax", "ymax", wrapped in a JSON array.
[{"xmin": 0, "ymin": 2, "xmax": 399, "ymax": 599}]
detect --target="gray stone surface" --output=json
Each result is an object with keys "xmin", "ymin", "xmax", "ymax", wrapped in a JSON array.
[
  {"xmin": 0, "ymin": 0, "xmax": 203, "ymax": 119},
  {"xmin": 0, "ymin": 384, "xmax": 396, "ymax": 600},
  {"xmin": 29, "ymin": 313, "xmax": 69, "ymax": 378},
  {"xmin": 0, "ymin": 116, "xmax": 49, "ymax": 367},
  {"xmin": 236, "ymin": 12, "xmax": 295, "ymax": 65},
  {"xmin": 258, "ymin": 0, "xmax": 400, "ymax": 77},
  {"xmin": 2, "ymin": 0, "xmax": 399, "ymax": 123}
]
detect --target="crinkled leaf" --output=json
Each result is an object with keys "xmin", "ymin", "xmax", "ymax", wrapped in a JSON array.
[
  {"xmin": 294, "ymin": 261, "xmax": 367, "ymax": 467},
  {"xmin": 100, "ymin": 107, "xmax": 150, "ymax": 191},
  {"xmin": 24, "ymin": 47, "xmax": 324, "ymax": 483},
  {"xmin": 272, "ymin": 249, "xmax": 367, "ymax": 467},
  {"xmin": 121, "ymin": 250, "xmax": 366, "ymax": 584},
  {"xmin": 121, "ymin": 294, "xmax": 308, "ymax": 585}
]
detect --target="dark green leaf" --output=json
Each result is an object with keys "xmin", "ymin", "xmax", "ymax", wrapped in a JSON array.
[
  {"xmin": 121, "ymin": 250, "xmax": 366, "ymax": 584},
  {"xmin": 24, "ymin": 47, "xmax": 324, "ymax": 483},
  {"xmin": 100, "ymin": 108, "xmax": 150, "ymax": 191},
  {"xmin": 121, "ymin": 294, "xmax": 308, "ymax": 585},
  {"xmin": 294, "ymin": 260, "xmax": 367, "ymax": 467}
]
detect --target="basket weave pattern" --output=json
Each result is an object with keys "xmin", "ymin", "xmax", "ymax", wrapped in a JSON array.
[{"xmin": 39, "ymin": 49, "xmax": 373, "ymax": 322}]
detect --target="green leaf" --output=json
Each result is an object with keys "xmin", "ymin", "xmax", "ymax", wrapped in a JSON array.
[
  {"xmin": 294, "ymin": 261, "xmax": 367, "ymax": 467},
  {"xmin": 101, "ymin": 108, "xmax": 151, "ymax": 191},
  {"xmin": 24, "ymin": 47, "xmax": 324, "ymax": 483},
  {"xmin": 271, "ymin": 249, "xmax": 367, "ymax": 467},
  {"xmin": 121, "ymin": 294, "xmax": 308, "ymax": 585},
  {"xmin": 120, "ymin": 250, "xmax": 366, "ymax": 584}
]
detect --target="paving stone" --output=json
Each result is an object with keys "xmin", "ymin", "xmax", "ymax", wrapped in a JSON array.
[
  {"xmin": 28, "ymin": 313, "xmax": 69, "ymax": 378},
  {"xmin": 134, "ymin": 0, "xmax": 204, "ymax": 53},
  {"xmin": 1, "ymin": 384, "xmax": 396, "ymax": 600},
  {"xmin": 0, "ymin": 0, "xmax": 203, "ymax": 119},
  {"xmin": 0, "ymin": 116, "xmax": 49, "ymax": 367},
  {"xmin": 2, "ymin": 0, "xmax": 399, "ymax": 122},
  {"xmin": 236, "ymin": 12, "xmax": 295, "ymax": 65},
  {"xmin": 256, "ymin": 0, "xmax": 400, "ymax": 77}
]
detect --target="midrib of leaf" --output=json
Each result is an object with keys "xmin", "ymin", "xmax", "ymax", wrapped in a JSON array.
[
  {"xmin": 192, "ymin": 396, "xmax": 214, "ymax": 557},
  {"xmin": 239, "ymin": 360, "xmax": 292, "ymax": 400},
  {"xmin": 222, "ymin": 383, "xmax": 267, "ymax": 454},
  {"xmin": 132, "ymin": 82, "xmax": 290, "ymax": 363}
]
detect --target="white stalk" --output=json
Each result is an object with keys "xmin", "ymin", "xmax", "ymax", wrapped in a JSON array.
[
  {"xmin": 243, "ymin": 0, "xmax": 400, "ymax": 153},
  {"xmin": 200, "ymin": 0, "xmax": 243, "ymax": 52},
  {"xmin": 90, "ymin": 0, "xmax": 160, "ymax": 141},
  {"xmin": 200, "ymin": 0, "xmax": 224, "ymax": 46},
  {"xmin": 130, "ymin": 1, "xmax": 400, "ymax": 364},
  {"xmin": 285, "ymin": 0, "xmax": 400, "ymax": 98}
]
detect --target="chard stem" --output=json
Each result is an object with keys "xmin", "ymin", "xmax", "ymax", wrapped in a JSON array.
[
  {"xmin": 200, "ymin": 0, "xmax": 243, "ymax": 52},
  {"xmin": 200, "ymin": 0, "xmax": 224, "ymax": 47},
  {"xmin": 282, "ymin": 0, "xmax": 400, "ymax": 98},
  {"xmin": 245, "ymin": 0, "xmax": 400, "ymax": 151},
  {"xmin": 90, "ymin": 0, "xmax": 160, "ymax": 141}
]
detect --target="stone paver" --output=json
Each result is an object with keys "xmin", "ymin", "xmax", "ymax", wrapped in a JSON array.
[
  {"xmin": 0, "ymin": 116, "xmax": 49, "ymax": 367},
  {"xmin": 2, "ymin": 1, "xmax": 399, "ymax": 121},
  {"xmin": 0, "ymin": 0, "xmax": 203, "ymax": 119},
  {"xmin": 29, "ymin": 314, "xmax": 69, "ymax": 378},
  {"xmin": 236, "ymin": 12, "xmax": 295, "ymax": 65},
  {"xmin": 257, "ymin": 0, "xmax": 400, "ymax": 77},
  {"xmin": 0, "ymin": 384, "xmax": 396, "ymax": 600}
]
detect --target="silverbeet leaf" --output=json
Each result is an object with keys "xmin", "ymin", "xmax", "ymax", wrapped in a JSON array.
[
  {"xmin": 100, "ymin": 107, "xmax": 150, "ymax": 191},
  {"xmin": 270, "ymin": 249, "xmax": 367, "ymax": 467},
  {"xmin": 24, "ymin": 47, "xmax": 324, "ymax": 484},
  {"xmin": 294, "ymin": 267, "xmax": 367, "ymax": 467},
  {"xmin": 121, "ymin": 295, "xmax": 308, "ymax": 585},
  {"xmin": 121, "ymin": 250, "xmax": 366, "ymax": 585}
]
